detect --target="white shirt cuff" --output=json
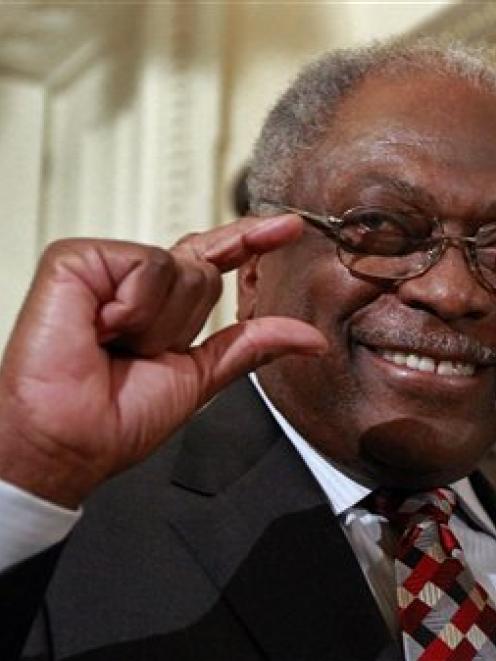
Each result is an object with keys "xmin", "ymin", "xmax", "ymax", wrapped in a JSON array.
[{"xmin": 0, "ymin": 478, "xmax": 81, "ymax": 571}]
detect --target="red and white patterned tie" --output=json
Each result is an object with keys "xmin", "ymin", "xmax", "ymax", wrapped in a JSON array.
[{"xmin": 375, "ymin": 488, "xmax": 496, "ymax": 660}]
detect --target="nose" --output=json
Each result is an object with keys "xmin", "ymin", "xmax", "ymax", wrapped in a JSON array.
[{"xmin": 397, "ymin": 245, "xmax": 494, "ymax": 321}]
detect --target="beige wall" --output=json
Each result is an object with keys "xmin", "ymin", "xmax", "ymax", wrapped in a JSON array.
[
  {"xmin": 0, "ymin": 78, "xmax": 44, "ymax": 346},
  {"xmin": 221, "ymin": 1, "xmax": 454, "ymax": 210}
]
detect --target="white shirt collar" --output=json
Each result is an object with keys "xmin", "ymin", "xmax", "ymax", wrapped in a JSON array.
[
  {"xmin": 249, "ymin": 373, "xmax": 370, "ymax": 515},
  {"xmin": 249, "ymin": 373, "xmax": 496, "ymax": 534}
]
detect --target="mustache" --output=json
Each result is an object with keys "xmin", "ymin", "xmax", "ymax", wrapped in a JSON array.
[{"xmin": 351, "ymin": 327, "xmax": 496, "ymax": 366}]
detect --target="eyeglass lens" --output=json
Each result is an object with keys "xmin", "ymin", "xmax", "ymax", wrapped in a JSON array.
[{"xmin": 335, "ymin": 208, "xmax": 496, "ymax": 289}]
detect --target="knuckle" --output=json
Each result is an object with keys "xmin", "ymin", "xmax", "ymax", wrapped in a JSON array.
[
  {"xmin": 183, "ymin": 266, "xmax": 208, "ymax": 295},
  {"xmin": 41, "ymin": 238, "xmax": 77, "ymax": 261},
  {"xmin": 174, "ymin": 232, "xmax": 201, "ymax": 248},
  {"xmin": 144, "ymin": 247, "xmax": 176, "ymax": 281},
  {"xmin": 180, "ymin": 261, "xmax": 222, "ymax": 303},
  {"xmin": 146, "ymin": 246, "xmax": 173, "ymax": 269},
  {"xmin": 39, "ymin": 238, "xmax": 91, "ymax": 275}
]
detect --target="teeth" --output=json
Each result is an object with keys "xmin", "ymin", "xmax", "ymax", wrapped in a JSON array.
[
  {"xmin": 437, "ymin": 361, "xmax": 454, "ymax": 376},
  {"xmin": 377, "ymin": 349, "xmax": 475, "ymax": 377},
  {"xmin": 418, "ymin": 357, "xmax": 436, "ymax": 373},
  {"xmin": 406, "ymin": 354, "xmax": 419, "ymax": 370}
]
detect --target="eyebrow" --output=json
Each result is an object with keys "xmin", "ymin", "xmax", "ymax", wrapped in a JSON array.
[
  {"xmin": 354, "ymin": 173, "xmax": 496, "ymax": 225},
  {"xmin": 353, "ymin": 173, "xmax": 438, "ymax": 210}
]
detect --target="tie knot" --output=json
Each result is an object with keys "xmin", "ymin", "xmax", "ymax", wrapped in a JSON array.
[{"xmin": 372, "ymin": 487, "xmax": 456, "ymax": 528}]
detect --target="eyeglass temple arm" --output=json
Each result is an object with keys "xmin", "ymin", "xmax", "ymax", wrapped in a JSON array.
[
  {"xmin": 261, "ymin": 203, "xmax": 485, "ymax": 244},
  {"xmin": 259, "ymin": 200, "xmax": 342, "ymax": 233}
]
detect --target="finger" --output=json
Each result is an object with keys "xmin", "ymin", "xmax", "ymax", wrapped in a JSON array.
[
  {"xmin": 99, "ymin": 216, "xmax": 303, "ymax": 354},
  {"xmin": 162, "ymin": 259, "xmax": 223, "ymax": 351},
  {"xmin": 97, "ymin": 247, "xmax": 176, "ymax": 346},
  {"xmin": 174, "ymin": 213, "xmax": 303, "ymax": 274},
  {"xmin": 190, "ymin": 317, "xmax": 329, "ymax": 405},
  {"xmin": 110, "ymin": 258, "xmax": 222, "ymax": 356}
]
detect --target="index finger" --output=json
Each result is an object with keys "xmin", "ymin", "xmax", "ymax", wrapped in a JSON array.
[{"xmin": 175, "ymin": 214, "xmax": 303, "ymax": 273}]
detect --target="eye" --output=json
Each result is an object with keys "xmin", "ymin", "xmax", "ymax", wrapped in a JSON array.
[
  {"xmin": 338, "ymin": 208, "xmax": 434, "ymax": 256},
  {"xmin": 476, "ymin": 222, "xmax": 496, "ymax": 248},
  {"xmin": 352, "ymin": 209, "xmax": 399, "ymax": 232},
  {"xmin": 475, "ymin": 223, "xmax": 496, "ymax": 275}
]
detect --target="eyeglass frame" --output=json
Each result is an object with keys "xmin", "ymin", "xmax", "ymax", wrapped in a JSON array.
[{"xmin": 261, "ymin": 199, "xmax": 496, "ymax": 293}]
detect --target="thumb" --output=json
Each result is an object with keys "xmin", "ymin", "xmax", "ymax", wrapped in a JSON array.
[{"xmin": 191, "ymin": 317, "xmax": 328, "ymax": 404}]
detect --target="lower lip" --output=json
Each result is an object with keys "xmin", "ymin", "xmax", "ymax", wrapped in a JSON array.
[{"xmin": 355, "ymin": 344, "xmax": 486, "ymax": 396}]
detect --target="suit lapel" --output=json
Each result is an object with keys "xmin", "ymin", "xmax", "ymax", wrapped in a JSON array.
[
  {"xmin": 168, "ymin": 378, "xmax": 394, "ymax": 660},
  {"xmin": 470, "ymin": 467, "xmax": 496, "ymax": 524}
]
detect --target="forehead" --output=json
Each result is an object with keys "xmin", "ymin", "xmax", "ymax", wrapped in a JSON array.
[{"xmin": 296, "ymin": 72, "xmax": 496, "ymax": 216}]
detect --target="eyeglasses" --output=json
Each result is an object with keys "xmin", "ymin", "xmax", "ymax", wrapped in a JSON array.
[{"xmin": 264, "ymin": 201, "xmax": 496, "ymax": 292}]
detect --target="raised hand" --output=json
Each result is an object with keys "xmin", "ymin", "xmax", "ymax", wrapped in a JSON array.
[{"xmin": 0, "ymin": 215, "xmax": 327, "ymax": 508}]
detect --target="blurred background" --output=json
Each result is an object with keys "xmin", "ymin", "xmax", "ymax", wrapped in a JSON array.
[{"xmin": 0, "ymin": 0, "xmax": 494, "ymax": 349}]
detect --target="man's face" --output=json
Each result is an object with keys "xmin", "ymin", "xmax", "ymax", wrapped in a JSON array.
[{"xmin": 239, "ymin": 72, "xmax": 496, "ymax": 489}]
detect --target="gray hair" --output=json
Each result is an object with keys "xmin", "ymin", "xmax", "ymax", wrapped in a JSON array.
[{"xmin": 248, "ymin": 39, "xmax": 496, "ymax": 214}]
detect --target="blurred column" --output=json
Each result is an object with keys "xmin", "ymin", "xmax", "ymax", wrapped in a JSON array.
[
  {"xmin": 0, "ymin": 78, "xmax": 44, "ymax": 350},
  {"xmin": 39, "ymin": 2, "xmax": 226, "ymax": 249}
]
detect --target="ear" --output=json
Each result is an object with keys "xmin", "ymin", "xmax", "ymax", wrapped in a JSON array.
[{"xmin": 237, "ymin": 255, "xmax": 262, "ymax": 321}]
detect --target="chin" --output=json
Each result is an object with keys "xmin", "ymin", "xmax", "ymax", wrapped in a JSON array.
[{"xmin": 356, "ymin": 416, "xmax": 492, "ymax": 489}]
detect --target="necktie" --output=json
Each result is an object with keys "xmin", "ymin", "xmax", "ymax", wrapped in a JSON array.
[{"xmin": 374, "ymin": 488, "xmax": 496, "ymax": 660}]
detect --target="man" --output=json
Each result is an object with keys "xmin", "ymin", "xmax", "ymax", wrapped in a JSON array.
[{"xmin": 2, "ymin": 39, "xmax": 496, "ymax": 660}]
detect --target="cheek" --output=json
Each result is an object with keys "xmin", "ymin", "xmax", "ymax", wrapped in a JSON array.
[{"xmin": 255, "ymin": 242, "xmax": 377, "ymax": 329}]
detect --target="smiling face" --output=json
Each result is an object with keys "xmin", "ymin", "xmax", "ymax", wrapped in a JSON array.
[{"xmin": 239, "ymin": 72, "xmax": 496, "ymax": 489}]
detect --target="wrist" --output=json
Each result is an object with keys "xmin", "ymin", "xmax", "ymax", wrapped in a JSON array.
[{"xmin": 0, "ymin": 409, "xmax": 96, "ymax": 510}]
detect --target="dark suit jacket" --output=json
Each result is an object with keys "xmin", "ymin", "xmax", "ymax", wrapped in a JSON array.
[{"xmin": 3, "ymin": 378, "xmax": 496, "ymax": 661}]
